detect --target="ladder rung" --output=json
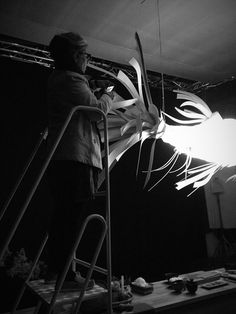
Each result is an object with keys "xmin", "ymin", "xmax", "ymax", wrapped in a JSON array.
[{"xmin": 74, "ymin": 258, "xmax": 108, "ymax": 275}]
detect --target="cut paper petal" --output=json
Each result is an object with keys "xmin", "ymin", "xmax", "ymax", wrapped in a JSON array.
[
  {"xmin": 144, "ymin": 139, "xmax": 157, "ymax": 188},
  {"xmin": 145, "ymin": 150, "xmax": 179, "ymax": 173},
  {"xmin": 136, "ymin": 132, "xmax": 150, "ymax": 177},
  {"xmin": 187, "ymin": 162, "xmax": 217, "ymax": 174},
  {"xmin": 193, "ymin": 169, "xmax": 219, "ymax": 188},
  {"xmin": 129, "ymin": 57, "xmax": 144, "ymax": 103},
  {"xmin": 176, "ymin": 164, "xmax": 219, "ymax": 190},
  {"xmin": 135, "ymin": 32, "xmax": 153, "ymax": 109},
  {"xmin": 148, "ymin": 152, "xmax": 180, "ymax": 191},
  {"xmin": 88, "ymin": 62, "xmax": 142, "ymax": 106},
  {"xmin": 107, "ymin": 115, "xmax": 129, "ymax": 126},
  {"xmin": 108, "ymin": 133, "xmax": 140, "ymax": 168},
  {"xmin": 112, "ymin": 99, "xmax": 137, "ymax": 110},
  {"xmin": 174, "ymin": 106, "xmax": 207, "ymax": 120},
  {"xmin": 174, "ymin": 89, "xmax": 210, "ymax": 108},
  {"xmin": 226, "ymin": 175, "xmax": 236, "ymax": 182},
  {"xmin": 120, "ymin": 119, "xmax": 137, "ymax": 135},
  {"xmin": 180, "ymin": 102, "xmax": 212, "ymax": 118},
  {"xmin": 170, "ymin": 154, "xmax": 192, "ymax": 174},
  {"xmin": 124, "ymin": 106, "xmax": 143, "ymax": 118},
  {"xmin": 97, "ymin": 159, "xmax": 118, "ymax": 189},
  {"xmin": 100, "ymin": 127, "xmax": 122, "ymax": 143},
  {"xmin": 174, "ymin": 90, "xmax": 212, "ymax": 117},
  {"xmin": 117, "ymin": 70, "xmax": 141, "ymax": 101},
  {"xmin": 149, "ymin": 103, "xmax": 160, "ymax": 124},
  {"xmin": 162, "ymin": 112, "xmax": 204, "ymax": 124},
  {"xmin": 110, "ymin": 109, "xmax": 130, "ymax": 123}
]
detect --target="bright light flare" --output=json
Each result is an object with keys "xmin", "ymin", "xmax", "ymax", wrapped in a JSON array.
[{"xmin": 162, "ymin": 112, "xmax": 236, "ymax": 167}]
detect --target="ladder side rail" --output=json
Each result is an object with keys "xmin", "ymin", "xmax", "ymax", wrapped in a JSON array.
[
  {"xmin": 0, "ymin": 128, "xmax": 48, "ymax": 223},
  {"xmin": 103, "ymin": 106, "xmax": 113, "ymax": 314},
  {"xmin": 72, "ymin": 109, "xmax": 113, "ymax": 314},
  {"xmin": 73, "ymin": 214, "xmax": 108, "ymax": 314},
  {"xmin": 11, "ymin": 233, "xmax": 49, "ymax": 314},
  {"xmin": 73, "ymin": 258, "xmax": 107, "ymax": 275},
  {"xmin": 48, "ymin": 214, "xmax": 107, "ymax": 314},
  {"xmin": 0, "ymin": 106, "xmax": 106, "ymax": 262}
]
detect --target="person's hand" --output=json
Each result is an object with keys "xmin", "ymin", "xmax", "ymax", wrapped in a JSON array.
[{"xmin": 103, "ymin": 90, "xmax": 115, "ymax": 100}]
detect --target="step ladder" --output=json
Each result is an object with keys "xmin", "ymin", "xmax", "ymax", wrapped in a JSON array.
[{"xmin": 0, "ymin": 106, "xmax": 113, "ymax": 314}]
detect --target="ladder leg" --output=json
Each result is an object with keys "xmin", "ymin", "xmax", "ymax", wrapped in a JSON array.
[
  {"xmin": 0, "ymin": 128, "xmax": 47, "ymax": 224},
  {"xmin": 103, "ymin": 107, "xmax": 113, "ymax": 314},
  {"xmin": 11, "ymin": 233, "xmax": 48, "ymax": 314},
  {"xmin": 74, "ymin": 214, "xmax": 107, "ymax": 314},
  {"xmin": 47, "ymin": 214, "xmax": 107, "ymax": 314},
  {"xmin": 33, "ymin": 301, "xmax": 43, "ymax": 314}
]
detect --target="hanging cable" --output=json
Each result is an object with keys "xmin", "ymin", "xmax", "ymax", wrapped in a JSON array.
[{"xmin": 156, "ymin": 0, "xmax": 165, "ymax": 116}]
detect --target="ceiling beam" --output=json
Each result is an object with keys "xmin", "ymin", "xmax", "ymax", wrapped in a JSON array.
[{"xmin": 0, "ymin": 36, "xmax": 232, "ymax": 94}]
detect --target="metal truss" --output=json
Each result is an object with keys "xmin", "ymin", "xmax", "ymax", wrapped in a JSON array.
[
  {"xmin": 0, "ymin": 39, "xmax": 53, "ymax": 67},
  {"xmin": 0, "ymin": 37, "xmax": 233, "ymax": 93}
]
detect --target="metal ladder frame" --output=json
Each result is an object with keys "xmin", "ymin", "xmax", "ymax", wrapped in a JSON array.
[
  {"xmin": 47, "ymin": 213, "xmax": 108, "ymax": 314},
  {"xmin": 0, "ymin": 106, "xmax": 113, "ymax": 314}
]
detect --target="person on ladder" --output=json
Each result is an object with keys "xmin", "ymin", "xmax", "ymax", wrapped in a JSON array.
[{"xmin": 44, "ymin": 32, "xmax": 114, "ymax": 290}]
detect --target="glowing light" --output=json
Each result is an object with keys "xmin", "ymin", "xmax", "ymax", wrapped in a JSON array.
[{"xmin": 162, "ymin": 113, "xmax": 236, "ymax": 167}]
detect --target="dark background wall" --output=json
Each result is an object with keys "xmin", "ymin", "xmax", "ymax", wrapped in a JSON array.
[{"xmin": 3, "ymin": 55, "xmax": 234, "ymax": 285}]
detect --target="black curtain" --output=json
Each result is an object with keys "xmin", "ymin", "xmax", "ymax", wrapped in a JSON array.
[{"xmin": 0, "ymin": 56, "xmax": 209, "ymax": 283}]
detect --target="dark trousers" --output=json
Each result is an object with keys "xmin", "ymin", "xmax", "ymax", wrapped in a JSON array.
[{"xmin": 45, "ymin": 160, "xmax": 98, "ymax": 279}]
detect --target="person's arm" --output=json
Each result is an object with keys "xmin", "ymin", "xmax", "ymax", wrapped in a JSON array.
[{"xmin": 68, "ymin": 74, "xmax": 113, "ymax": 120}]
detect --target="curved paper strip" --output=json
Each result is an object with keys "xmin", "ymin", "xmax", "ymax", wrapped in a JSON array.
[
  {"xmin": 144, "ymin": 139, "xmax": 157, "ymax": 188},
  {"xmin": 176, "ymin": 164, "xmax": 219, "ymax": 190},
  {"xmin": 145, "ymin": 150, "xmax": 179, "ymax": 173},
  {"xmin": 97, "ymin": 159, "xmax": 118, "ymax": 189},
  {"xmin": 117, "ymin": 70, "xmax": 142, "ymax": 102},
  {"xmin": 174, "ymin": 90, "xmax": 212, "ymax": 117},
  {"xmin": 104, "ymin": 137, "xmax": 131, "ymax": 165},
  {"xmin": 163, "ymin": 112, "xmax": 204, "ymax": 124},
  {"xmin": 107, "ymin": 113, "xmax": 130, "ymax": 125},
  {"xmin": 124, "ymin": 106, "xmax": 143, "ymax": 119},
  {"xmin": 135, "ymin": 32, "xmax": 153, "ymax": 109},
  {"xmin": 112, "ymin": 99, "xmax": 137, "ymax": 110},
  {"xmin": 149, "ymin": 103, "xmax": 160, "ymax": 124},
  {"xmin": 175, "ymin": 107, "xmax": 207, "ymax": 120},
  {"xmin": 226, "ymin": 174, "xmax": 236, "ymax": 182},
  {"xmin": 106, "ymin": 136, "xmax": 132, "ymax": 158},
  {"xmin": 104, "ymin": 127, "xmax": 123, "ymax": 143},
  {"xmin": 108, "ymin": 133, "xmax": 140, "ymax": 168},
  {"xmin": 136, "ymin": 114, "xmax": 142, "ymax": 138},
  {"xmin": 180, "ymin": 102, "xmax": 212, "ymax": 118},
  {"xmin": 121, "ymin": 119, "xmax": 137, "ymax": 135},
  {"xmin": 170, "ymin": 154, "xmax": 191, "ymax": 174},
  {"xmin": 148, "ymin": 152, "xmax": 180, "ymax": 191},
  {"xmin": 129, "ymin": 57, "xmax": 144, "ymax": 103},
  {"xmin": 89, "ymin": 62, "xmax": 141, "ymax": 105},
  {"xmin": 187, "ymin": 162, "xmax": 217, "ymax": 174},
  {"xmin": 175, "ymin": 155, "xmax": 192, "ymax": 177},
  {"xmin": 174, "ymin": 89, "xmax": 211, "ymax": 113},
  {"xmin": 143, "ymin": 121, "xmax": 157, "ymax": 130},
  {"xmin": 136, "ymin": 132, "xmax": 150, "ymax": 176},
  {"xmin": 135, "ymin": 99, "xmax": 149, "ymax": 114},
  {"xmin": 193, "ymin": 168, "xmax": 219, "ymax": 188},
  {"xmin": 110, "ymin": 109, "xmax": 131, "ymax": 123}
]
